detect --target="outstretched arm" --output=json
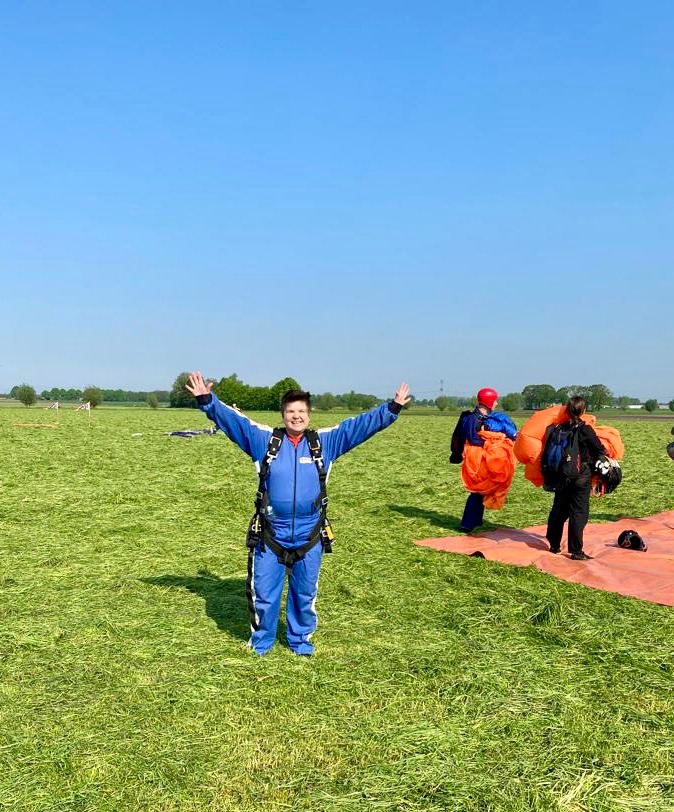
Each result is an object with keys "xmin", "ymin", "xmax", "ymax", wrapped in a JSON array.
[
  {"xmin": 186, "ymin": 371, "xmax": 271, "ymax": 460},
  {"xmin": 319, "ymin": 381, "xmax": 411, "ymax": 462}
]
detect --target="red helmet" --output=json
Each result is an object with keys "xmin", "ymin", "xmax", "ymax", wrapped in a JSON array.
[{"xmin": 477, "ymin": 387, "xmax": 498, "ymax": 409}]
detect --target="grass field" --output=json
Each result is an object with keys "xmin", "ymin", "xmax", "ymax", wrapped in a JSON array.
[{"xmin": 1, "ymin": 406, "xmax": 673, "ymax": 811}]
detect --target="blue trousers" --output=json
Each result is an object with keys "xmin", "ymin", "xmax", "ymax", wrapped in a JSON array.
[
  {"xmin": 246, "ymin": 541, "xmax": 323, "ymax": 655},
  {"xmin": 460, "ymin": 492, "xmax": 485, "ymax": 531}
]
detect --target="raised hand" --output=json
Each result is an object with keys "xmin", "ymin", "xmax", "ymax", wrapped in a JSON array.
[
  {"xmin": 185, "ymin": 371, "xmax": 214, "ymax": 398},
  {"xmin": 394, "ymin": 381, "xmax": 411, "ymax": 406}
]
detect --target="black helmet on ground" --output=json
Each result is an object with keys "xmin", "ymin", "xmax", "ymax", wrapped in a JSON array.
[{"xmin": 617, "ymin": 530, "xmax": 647, "ymax": 551}]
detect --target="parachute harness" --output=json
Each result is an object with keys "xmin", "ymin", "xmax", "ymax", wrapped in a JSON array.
[{"xmin": 246, "ymin": 428, "xmax": 335, "ymax": 567}]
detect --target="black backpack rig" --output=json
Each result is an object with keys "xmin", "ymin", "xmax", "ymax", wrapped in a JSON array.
[
  {"xmin": 541, "ymin": 422, "xmax": 583, "ymax": 492},
  {"xmin": 246, "ymin": 428, "xmax": 335, "ymax": 567}
]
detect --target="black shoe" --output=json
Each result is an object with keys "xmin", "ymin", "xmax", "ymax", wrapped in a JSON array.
[
  {"xmin": 570, "ymin": 552, "xmax": 592, "ymax": 561},
  {"xmin": 549, "ymin": 547, "xmax": 560, "ymax": 554}
]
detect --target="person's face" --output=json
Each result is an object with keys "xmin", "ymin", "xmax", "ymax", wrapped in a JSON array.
[{"xmin": 282, "ymin": 400, "xmax": 310, "ymax": 436}]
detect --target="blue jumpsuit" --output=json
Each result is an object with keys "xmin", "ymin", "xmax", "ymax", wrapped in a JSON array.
[{"xmin": 198, "ymin": 394, "xmax": 400, "ymax": 655}]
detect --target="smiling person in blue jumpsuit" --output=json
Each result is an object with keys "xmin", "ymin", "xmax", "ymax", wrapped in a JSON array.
[{"xmin": 186, "ymin": 372, "xmax": 411, "ymax": 656}]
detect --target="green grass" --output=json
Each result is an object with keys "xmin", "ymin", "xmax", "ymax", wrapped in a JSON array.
[{"xmin": 1, "ymin": 407, "xmax": 673, "ymax": 811}]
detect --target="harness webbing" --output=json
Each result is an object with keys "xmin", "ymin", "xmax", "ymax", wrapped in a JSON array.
[{"xmin": 246, "ymin": 428, "xmax": 335, "ymax": 566}]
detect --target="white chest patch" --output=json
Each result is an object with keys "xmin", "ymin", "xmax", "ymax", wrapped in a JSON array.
[{"xmin": 299, "ymin": 457, "xmax": 314, "ymax": 464}]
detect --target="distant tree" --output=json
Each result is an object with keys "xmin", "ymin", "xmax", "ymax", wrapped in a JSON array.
[
  {"xmin": 170, "ymin": 372, "xmax": 197, "ymax": 408},
  {"xmin": 14, "ymin": 383, "xmax": 37, "ymax": 407},
  {"xmin": 269, "ymin": 376, "xmax": 302, "ymax": 410},
  {"xmin": 644, "ymin": 399, "xmax": 658, "ymax": 413},
  {"xmin": 148, "ymin": 394, "xmax": 159, "ymax": 409},
  {"xmin": 341, "ymin": 389, "xmax": 360, "ymax": 412},
  {"xmin": 213, "ymin": 373, "xmax": 246, "ymax": 408},
  {"xmin": 588, "ymin": 384, "xmax": 613, "ymax": 411},
  {"xmin": 669, "ymin": 399, "xmax": 674, "ymax": 412},
  {"xmin": 82, "ymin": 386, "xmax": 103, "ymax": 408},
  {"xmin": 212, "ymin": 373, "xmax": 302, "ymax": 411},
  {"xmin": 555, "ymin": 387, "xmax": 570, "ymax": 404},
  {"xmin": 521, "ymin": 384, "xmax": 556, "ymax": 410},
  {"xmin": 248, "ymin": 386, "xmax": 276, "ymax": 410},
  {"xmin": 339, "ymin": 390, "xmax": 379, "ymax": 411},
  {"xmin": 313, "ymin": 392, "xmax": 337, "ymax": 411},
  {"xmin": 501, "ymin": 392, "xmax": 523, "ymax": 412},
  {"xmin": 435, "ymin": 396, "xmax": 451, "ymax": 412},
  {"xmin": 616, "ymin": 396, "xmax": 630, "ymax": 410},
  {"xmin": 568, "ymin": 384, "xmax": 592, "ymax": 400}
]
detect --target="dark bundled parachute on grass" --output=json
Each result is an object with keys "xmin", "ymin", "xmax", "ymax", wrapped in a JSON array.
[
  {"xmin": 165, "ymin": 427, "xmax": 219, "ymax": 438},
  {"xmin": 667, "ymin": 441, "xmax": 674, "ymax": 461}
]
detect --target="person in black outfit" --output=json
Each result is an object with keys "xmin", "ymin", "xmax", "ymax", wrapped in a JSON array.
[{"xmin": 546, "ymin": 396, "xmax": 607, "ymax": 560}]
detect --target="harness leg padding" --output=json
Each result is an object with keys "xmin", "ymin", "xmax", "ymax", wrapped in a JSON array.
[
  {"xmin": 247, "ymin": 545, "xmax": 287, "ymax": 654},
  {"xmin": 286, "ymin": 543, "xmax": 323, "ymax": 655}
]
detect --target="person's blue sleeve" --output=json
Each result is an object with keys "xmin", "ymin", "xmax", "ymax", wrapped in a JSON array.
[
  {"xmin": 318, "ymin": 401, "xmax": 400, "ymax": 464},
  {"xmin": 197, "ymin": 393, "xmax": 271, "ymax": 461},
  {"xmin": 484, "ymin": 411, "xmax": 518, "ymax": 441},
  {"xmin": 462, "ymin": 412, "xmax": 485, "ymax": 446}
]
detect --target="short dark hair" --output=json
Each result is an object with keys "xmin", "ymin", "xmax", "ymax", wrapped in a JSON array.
[
  {"xmin": 281, "ymin": 389, "xmax": 311, "ymax": 412},
  {"xmin": 567, "ymin": 396, "xmax": 587, "ymax": 422}
]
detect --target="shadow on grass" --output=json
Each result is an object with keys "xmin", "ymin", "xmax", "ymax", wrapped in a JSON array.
[
  {"xmin": 140, "ymin": 569, "xmax": 250, "ymax": 641},
  {"xmin": 389, "ymin": 504, "xmax": 462, "ymax": 531},
  {"xmin": 389, "ymin": 503, "xmax": 513, "ymax": 535}
]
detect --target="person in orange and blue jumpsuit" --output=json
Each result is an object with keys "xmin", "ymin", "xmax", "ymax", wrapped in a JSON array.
[{"xmin": 457, "ymin": 387, "xmax": 517, "ymax": 532}]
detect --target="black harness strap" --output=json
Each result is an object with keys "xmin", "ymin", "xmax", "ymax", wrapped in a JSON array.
[
  {"xmin": 246, "ymin": 427, "xmax": 335, "ymax": 566},
  {"xmin": 304, "ymin": 429, "xmax": 335, "ymax": 554}
]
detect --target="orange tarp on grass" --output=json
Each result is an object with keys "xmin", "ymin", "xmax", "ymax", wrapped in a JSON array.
[{"xmin": 414, "ymin": 511, "xmax": 674, "ymax": 606}]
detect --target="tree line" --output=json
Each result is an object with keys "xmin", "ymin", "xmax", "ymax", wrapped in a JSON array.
[
  {"xmin": 39, "ymin": 387, "xmax": 170, "ymax": 403},
  {"xmin": 8, "ymin": 375, "xmax": 674, "ymax": 413},
  {"xmin": 7, "ymin": 384, "xmax": 169, "ymax": 408},
  {"xmin": 433, "ymin": 384, "xmax": 674, "ymax": 413},
  {"xmin": 169, "ymin": 372, "xmax": 387, "ymax": 411}
]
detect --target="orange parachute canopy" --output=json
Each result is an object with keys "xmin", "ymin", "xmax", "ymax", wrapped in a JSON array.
[
  {"xmin": 514, "ymin": 406, "xmax": 624, "ymax": 488},
  {"xmin": 461, "ymin": 430, "xmax": 517, "ymax": 510}
]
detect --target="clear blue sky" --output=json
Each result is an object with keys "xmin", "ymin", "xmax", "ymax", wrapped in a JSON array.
[{"xmin": 2, "ymin": 1, "xmax": 673, "ymax": 401}]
